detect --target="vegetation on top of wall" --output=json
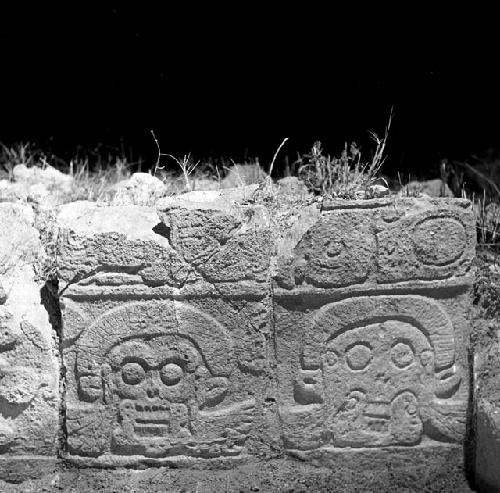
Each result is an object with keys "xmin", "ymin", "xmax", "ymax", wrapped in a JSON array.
[{"xmin": 296, "ymin": 114, "xmax": 391, "ymax": 200}]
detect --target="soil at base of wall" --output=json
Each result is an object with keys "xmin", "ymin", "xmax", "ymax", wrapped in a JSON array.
[{"xmin": 0, "ymin": 454, "xmax": 473, "ymax": 493}]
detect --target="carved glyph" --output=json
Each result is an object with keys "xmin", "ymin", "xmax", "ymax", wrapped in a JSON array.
[{"xmin": 275, "ymin": 203, "xmax": 475, "ymax": 289}]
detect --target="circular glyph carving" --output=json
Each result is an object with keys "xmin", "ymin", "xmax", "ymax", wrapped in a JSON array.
[{"xmin": 413, "ymin": 217, "xmax": 466, "ymax": 266}]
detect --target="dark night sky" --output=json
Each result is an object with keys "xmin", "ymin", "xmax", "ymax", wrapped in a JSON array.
[{"xmin": 2, "ymin": 6, "xmax": 499, "ymax": 178}]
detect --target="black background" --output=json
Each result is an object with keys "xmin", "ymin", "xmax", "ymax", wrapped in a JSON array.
[{"xmin": 2, "ymin": 6, "xmax": 499, "ymax": 178}]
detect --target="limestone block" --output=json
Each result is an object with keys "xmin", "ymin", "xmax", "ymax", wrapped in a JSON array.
[
  {"xmin": 0, "ymin": 203, "xmax": 59, "ymax": 481},
  {"xmin": 61, "ymin": 297, "xmax": 277, "ymax": 467},
  {"xmin": 57, "ymin": 201, "xmax": 277, "ymax": 467},
  {"xmin": 12, "ymin": 163, "xmax": 73, "ymax": 194},
  {"xmin": 274, "ymin": 197, "xmax": 474, "ymax": 471},
  {"xmin": 57, "ymin": 201, "xmax": 273, "ymax": 298},
  {"xmin": 276, "ymin": 294, "xmax": 470, "ymax": 450},
  {"xmin": 274, "ymin": 198, "xmax": 475, "ymax": 290},
  {"xmin": 56, "ymin": 196, "xmax": 475, "ymax": 481},
  {"xmin": 163, "ymin": 206, "xmax": 273, "ymax": 292},
  {"xmin": 473, "ymin": 346, "xmax": 500, "ymax": 491},
  {"xmin": 376, "ymin": 198, "xmax": 475, "ymax": 283},
  {"xmin": 110, "ymin": 173, "xmax": 168, "ymax": 205}
]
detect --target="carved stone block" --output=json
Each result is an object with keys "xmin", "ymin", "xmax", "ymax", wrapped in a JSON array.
[
  {"xmin": 62, "ymin": 297, "xmax": 274, "ymax": 466},
  {"xmin": 275, "ymin": 198, "xmax": 475, "ymax": 290},
  {"xmin": 275, "ymin": 198, "xmax": 474, "ymax": 467},
  {"xmin": 0, "ymin": 204, "xmax": 59, "ymax": 481},
  {"xmin": 57, "ymin": 202, "xmax": 274, "ymax": 299}
]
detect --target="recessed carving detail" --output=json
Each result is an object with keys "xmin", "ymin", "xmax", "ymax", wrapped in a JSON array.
[
  {"xmin": 66, "ymin": 301, "xmax": 257, "ymax": 461},
  {"xmin": 412, "ymin": 217, "xmax": 467, "ymax": 266},
  {"xmin": 281, "ymin": 296, "xmax": 467, "ymax": 450}
]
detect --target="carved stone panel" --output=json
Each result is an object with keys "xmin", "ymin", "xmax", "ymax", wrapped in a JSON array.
[
  {"xmin": 376, "ymin": 204, "xmax": 476, "ymax": 283},
  {"xmin": 274, "ymin": 209, "xmax": 378, "ymax": 289},
  {"xmin": 278, "ymin": 295, "xmax": 469, "ymax": 452},
  {"xmin": 274, "ymin": 198, "xmax": 475, "ymax": 290},
  {"xmin": 63, "ymin": 298, "xmax": 273, "ymax": 465},
  {"xmin": 56, "ymin": 202, "xmax": 274, "ymax": 299}
]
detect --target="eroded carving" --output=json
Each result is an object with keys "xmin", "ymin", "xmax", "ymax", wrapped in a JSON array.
[
  {"xmin": 412, "ymin": 217, "xmax": 466, "ymax": 265},
  {"xmin": 282, "ymin": 296, "xmax": 467, "ymax": 450},
  {"xmin": 275, "ymin": 204, "xmax": 475, "ymax": 289},
  {"xmin": 377, "ymin": 210, "xmax": 475, "ymax": 282},
  {"xmin": 67, "ymin": 301, "xmax": 256, "ymax": 460},
  {"xmin": 0, "ymin": 312, "xmax": 54, "ymax": 454},
  {"xmin": 275, "ymin": 212, "xmax": 377, "ymax": 289}
]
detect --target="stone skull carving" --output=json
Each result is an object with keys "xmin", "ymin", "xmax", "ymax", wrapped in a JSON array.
[
  {"xmin": 105, "ymin": 335, "xmax": 228, "ymax": 454},
  {"xmin": 291, "ymin": 295, "xmax": 466, "ymax": 449},
  {"xmin": 69, "ymin": 301, "xmax": 256, "ymax": 459},
  {"xmin": 322, "ymin": 320, "xmax": 433, "ymax": 446}
]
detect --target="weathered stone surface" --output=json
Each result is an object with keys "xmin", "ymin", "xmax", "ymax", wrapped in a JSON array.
[
  {"xmin": 57, "ymin": 200, "xmax": 276, "ymax": 467},
  {"xmin": 53, "ymin": 196, "xmax": 475, "ymax": 487},
  {"xmin": 276, "ymin": 294, "xmax": 470, "ymax": 451},
  {"xmin": 0, "ymin": 450, "xmax": 472, "ymax": 492},
  {"xmin": 274, "ymin": 197, "xmax": 474, "ymax": 478},
  {"xmin": 62, "ymin": 298, "xmax": 276, "ymax": 466},
  {"xmin": 0, "ymin": 203, "xmax": 59, "ymax": 481},
  {"xmin": 274, "ymin": 198, "xmax": 475, "ymax": 290},
  {"xmin": 475, "ymin": 397, "xmax": 500, "ymax": 492},
  {"xmin": 404, "ymin": 178, "xmax": 455, "ymax": 198},
  {"xmin": 56, "ymin": 200, "xmax": 273, "ymax": 297},
  {"xmin": 110, "ymin": 172, "xmax": 168, "ymax": 205},
  {"xmin": 12, "ymin": 164, "xmax": 73, "ymax": 193},
  {"xmin": 376, "ymin": 199, "xmax": 475, "ymax": 283},
  {"xmin": 472, "ymin": 343, "xmax": 500, "ymax": 491},
  {"xmin": 164, "ymin": 206, "xmax": 273, "ymax": 288}
]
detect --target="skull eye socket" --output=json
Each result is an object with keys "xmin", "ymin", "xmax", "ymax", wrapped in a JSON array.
[
  {"xmin": 160, "ymin": 363, "xmax": 184, "ymax": 386},
  {"xmin": 391, "ymin": 342, "xmax": 414, "ymax": 368},
  {"xmin": 121, "ymin": 362, "xmax": 146, "ymax": 385},
  {"xmin": 346, "ymin": 343, "xmax": 372, "ymax": 370}
]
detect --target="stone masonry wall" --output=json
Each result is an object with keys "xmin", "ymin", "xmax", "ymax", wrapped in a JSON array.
[
  {"xmin": 0, "ymin": 195, "xmax": 476, "ymax": 486},
  {"xmin": 0, "ymin": 204, "xmax": 60, "ymax": 482}
]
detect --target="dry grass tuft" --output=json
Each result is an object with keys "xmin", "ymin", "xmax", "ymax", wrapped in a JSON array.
[{"xmin": 297, "ymin": 112, "xmax": 391, "ymax": 199}]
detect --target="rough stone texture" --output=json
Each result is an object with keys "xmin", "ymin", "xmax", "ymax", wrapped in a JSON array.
[
  {"xmin": 57, "ymin": 200, "xmax": 277, "ymax": 468},
  {"xmin": 56, "ymin": 200, "xmax": 273, "ymax": 298},
  {"xmin": 0, "ymin": 452, "xmax": 473, "ymax": 492},
  {"xmin": 473, "ymin": 344, "xmax": 500, "ymax": 491},
  {"xmin": 110, "ymin": 173, "xmax": 168, "ymax": 205},
  {"xmin": 475, "ymin": 397, "xmax": 500, "ymax": 492},
  {"xmin": 0, "ymin": 203, "xmax": 59, "ymax": 482},
  {"xmin": 274, "ymin": 198, "xmax": 475, "ymax": 290},
  {"xmin": 28, "ymin": 195, "xmax": 475, "ymax": 489},
  {"xmin": 274, "ymin": 198, "xmax": 474, "ymax": 480},
  {"xmin": 12, "ymin": 164, "xmax": 73, "ymax": 193},
  {"xmin": 405, "ymin": 178, "xmax": 455, "ymax": 198}
]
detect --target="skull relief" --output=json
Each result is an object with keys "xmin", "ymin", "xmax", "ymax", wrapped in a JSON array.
[
  {"xmin": 69, "ymin": 301, "xmax": 259, "ymax": 460},
  {"xmin": 85, "ymin": 335, "xmax": 229, "ymax": 456},
  {"xmin": 322, "ymin": 320, "xmax": 433, "ymax": 446},
  {"xmin": 285, "ymin": 296, "xmax": 466, "ymax": 451}
]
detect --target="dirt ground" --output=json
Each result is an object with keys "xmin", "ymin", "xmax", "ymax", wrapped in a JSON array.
[{"xmin": 0, "ymin": 454, "xmax": 474, "ymax": 493}]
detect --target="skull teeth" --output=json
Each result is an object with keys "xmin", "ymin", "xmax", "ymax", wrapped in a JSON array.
[{"xmin": 135, "ymin": 403, "xmax": 169, "ymax": 412}]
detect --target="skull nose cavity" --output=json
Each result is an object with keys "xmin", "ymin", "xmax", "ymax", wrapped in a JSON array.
[{"xmin": 147, "ymin": 388, "xmax": 159, "ymax": 398}]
